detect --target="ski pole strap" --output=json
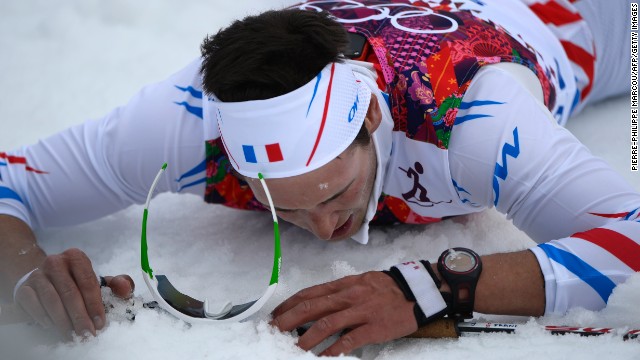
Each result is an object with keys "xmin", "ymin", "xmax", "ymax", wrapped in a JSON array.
[{"xmin": 383, "ymin": 260, "xmax": 449, "ymax": 327}]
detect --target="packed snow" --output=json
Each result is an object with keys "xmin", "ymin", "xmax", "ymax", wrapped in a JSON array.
[{"xmin": 0, "ymin": 1, "xmax": 638, "ymax": 359}]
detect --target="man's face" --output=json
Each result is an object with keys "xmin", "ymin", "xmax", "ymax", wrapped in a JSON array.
[
  {"xmin": 249, "ymin": 143, "xmax": 377, "ymax": 241},
  {"xmin": 248, "ymin": 94, "xmax": 382, "ymax": 241}
]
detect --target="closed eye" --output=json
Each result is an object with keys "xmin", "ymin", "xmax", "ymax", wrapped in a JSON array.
[
  {"xmin": 320, "ymin": 179, "xmax": 354, "ymax": 205},
  {"xmin": 260, "ymin": 178, "xmax": 355, "ymax": 212}
]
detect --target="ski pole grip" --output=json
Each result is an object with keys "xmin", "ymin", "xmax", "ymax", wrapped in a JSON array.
[
  {"xmin": 0, "ymin": 303, "xmax": 31, "ymax": 325},
  {"xmin": 406, "ymin": 318, "xmax": 460, "ymax": 339}
]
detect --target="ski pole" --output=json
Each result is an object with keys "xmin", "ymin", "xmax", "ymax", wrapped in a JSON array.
[{"xmin": 407, "ymin": 318, "xmax": 640, "ymax": 341}]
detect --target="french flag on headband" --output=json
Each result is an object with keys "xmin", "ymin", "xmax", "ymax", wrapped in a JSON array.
[{"xmin": 242, "ymin": 143, "xmax": 284, "ymax": 164}]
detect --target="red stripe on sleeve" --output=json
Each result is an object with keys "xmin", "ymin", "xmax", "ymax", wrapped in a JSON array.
[
  {"xmin": 25, "ymin": 166, "xmax": 48, "ymax": 174},
  {"xmin": 0, "ymin": 152, "xmax": 48, "ymax": 174},
  {"xmin": 560, "ymin": 40, "xmax": 595, "ymax": 100},
  {"xmin": 0, "ymin": 152, "xmax": 27, "ymax": 164},
  {"xmin": 529, "ymin": 2, "xmax": 582, "ymax": 26},
  {"xmin": 589, "ymin": 212, "xmax": 631, "ymax": 219},
  {"xmin": 572, "ymin": 228, "xmax": 640, "ymax": 271}
]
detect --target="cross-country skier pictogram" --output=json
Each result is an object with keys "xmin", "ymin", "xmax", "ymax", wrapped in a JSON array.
[{"xmin": 399, "ymin": 161, "xmax": 452, "ymax": 207}]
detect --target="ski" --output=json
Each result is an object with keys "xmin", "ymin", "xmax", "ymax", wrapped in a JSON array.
[{"xmin": 409, "ymin": 318, "xmax": 640, "ymax": 341}]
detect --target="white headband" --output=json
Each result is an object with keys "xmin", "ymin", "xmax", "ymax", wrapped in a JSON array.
[{"xmin": 211, "ymin": 62, "xmax": 372, "ymax": 179}]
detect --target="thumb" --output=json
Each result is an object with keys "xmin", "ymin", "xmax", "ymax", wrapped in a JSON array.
[{"xmin": 101, "ymin": 275, "xmax": 135, "ymax": 299}]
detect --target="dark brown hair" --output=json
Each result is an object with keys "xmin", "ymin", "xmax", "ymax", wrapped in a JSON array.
[{"xmin": 200, "ymin": 9, "xmax": 371, "ymax": 146}]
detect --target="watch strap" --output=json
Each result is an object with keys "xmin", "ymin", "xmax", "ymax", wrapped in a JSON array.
[{"xmin": 447, "ymin": 282, "xmax": 475, "ymax": 319}]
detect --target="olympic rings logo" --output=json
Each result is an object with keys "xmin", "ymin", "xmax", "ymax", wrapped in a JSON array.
[{"xmin": 295, "ymin": 1, "xmax": 459, "ymax": 34}]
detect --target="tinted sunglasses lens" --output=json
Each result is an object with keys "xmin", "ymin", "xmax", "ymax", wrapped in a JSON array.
[
  {"xmin": 218, "ymin": 300, "xmax": 257, "ymax": 320},
  {"xmin": 156, "ymin": 275, "xmax": 259, "ymax": 320},
  {"xmin": 156, "ymin": 275, "xmax": 205, "ymax": 318}
]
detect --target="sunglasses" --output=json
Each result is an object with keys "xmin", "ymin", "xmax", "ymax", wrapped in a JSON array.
[{"xmin": 141, "ymin": 163, "xmax": 281, "ymax": 323}]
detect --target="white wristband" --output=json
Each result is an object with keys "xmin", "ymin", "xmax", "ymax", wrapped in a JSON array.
[
  {"xmin": 395, "ymin": 261, "xmax": 447, "ymax": 318},
  {"xmin": 13, "ymin": 268, "xmax": 38, "ymax": 303}
]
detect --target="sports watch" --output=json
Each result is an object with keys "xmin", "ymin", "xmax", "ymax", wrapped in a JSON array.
[{"xmin": 437, "ymin": 247, "xmax": 482, "ymax": 319}]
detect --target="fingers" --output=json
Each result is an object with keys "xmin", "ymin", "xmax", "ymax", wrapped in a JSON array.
[
  {"xmin": 320, "ymin": 325, "xmax": 377, "ymax": 357},
  {"xmin": 14, "ymin": 283, "xmax": 52, "ymax": 329},
  {"xmin": 102, "ymin": 275, "xmax": 135, "ymax": 299},
  {"xmin": 273, "ymin": 291, "xmax": 351, "ymax": 332},
  {"xmin": 13, "ymin": 248, "xmax": 125, "ymax": 338},
  {"xmin": 296, "ymin": 307, "xmax": 363, "ymax": 351},
  {"xmin": 69, "ymin": 259, "xmax": 105, "ymax": 332},
  {"xmin": 12, "ymin": 248, "xmax": 135, "ymax": 338},
  {"xmin": 38, "ymin": 279, "xmax": 76, "ymax": 337},
  {"xmin": 16, "ymin": 269, "xmax": 74, "ymax": 337},
  {"xmin": 272, "ymin": 275, "xmax": 358, "ymax": 318},
  {"xmin": 272, "ymin": 271, "xmax": 419, "ymax": 356},
  {"xmin": 43, "ymin": 249, "xmax": 97, "ymax": 336}
]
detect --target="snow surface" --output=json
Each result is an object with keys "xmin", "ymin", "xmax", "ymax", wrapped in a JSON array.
[{"xmin": 0, "ymin": 1, "xmax": 638, "ymax": 359}]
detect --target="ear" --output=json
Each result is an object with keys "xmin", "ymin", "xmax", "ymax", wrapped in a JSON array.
[{"xmin": 364, "ymin": 93, "xmax": 382, "ymax": 134}]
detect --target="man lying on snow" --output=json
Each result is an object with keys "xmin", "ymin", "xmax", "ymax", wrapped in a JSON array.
[{"xmin": 0, "ymin": 0, "xmax": 638, "ymax": 356}]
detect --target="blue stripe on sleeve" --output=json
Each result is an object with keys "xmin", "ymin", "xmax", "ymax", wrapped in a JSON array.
[
  {"xmin": 178, "ymin": 177, "xmax": 206, "ymax": 192},
  {"xmin": 538, "ymin": 243, "xmax": 616, "ymax": 304},
  {"xmin": 175, "ymin": 85, "xmax": 203, "ymax": 99},
  {"xmin": 176, "ymin": 160, "xmax": 206, "ymax": 182},
  {"xmin": 455, "ymin": 100, "xmax": 504, "ymax": 125},
  {"xmin": 0, "ymin": 186, "xmax": 23, "ymax": 203},
  {"xmin": 458, "ymin": 100, "xmax": 504, "ymax": 110},
  {"xmin": 624, "ymin": 207, "xmax": 639, "ymax": 220},
  {"xmin": 454, "ymin": 114, "xmax": 493, "ymax": 125},
  {"xmin": 451, "ymin": 179, "xmax": 471, "ymax": 195},
  {"xmin": 174, "ymin": 101, "xmax": 203, "ymax": 119}
]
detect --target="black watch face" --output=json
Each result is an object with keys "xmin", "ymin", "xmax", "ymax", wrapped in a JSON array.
[{"xmin": 443, "ymin": 249, "xmax": 478, "ymax": 273}]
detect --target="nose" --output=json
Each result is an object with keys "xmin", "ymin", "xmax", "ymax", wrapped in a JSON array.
[{"xmin": 305, "ymin": 207, "xmax": 340, "ymax": 241}]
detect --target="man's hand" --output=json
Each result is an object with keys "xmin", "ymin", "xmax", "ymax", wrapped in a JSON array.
[
  {"xmin": 13, "ymin": 248, "xmax": 134, "ymax": 338},
  {"xmin": 270, "ymin": 271, "xmax": 418, "ymax": 356}
]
